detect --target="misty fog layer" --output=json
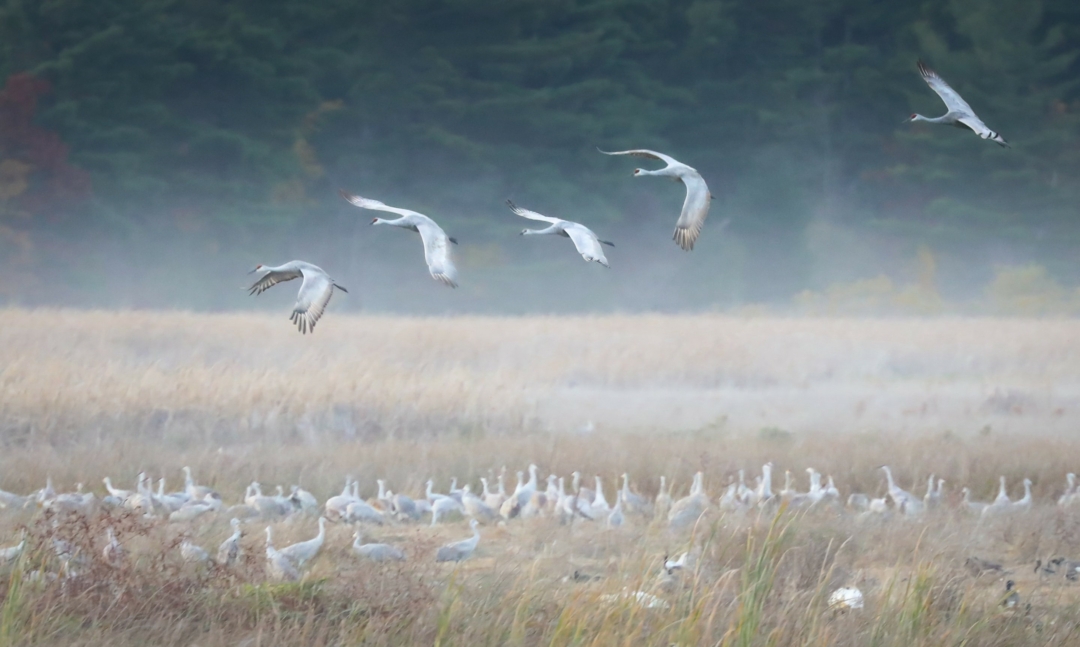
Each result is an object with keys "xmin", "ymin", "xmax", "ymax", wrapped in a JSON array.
[{"xmin": 0, "ymin": 0, "xmax": 1077, "ymax": 313}]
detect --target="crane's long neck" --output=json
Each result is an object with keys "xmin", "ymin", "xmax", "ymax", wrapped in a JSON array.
[
  {"xmin": 913, "ymin": 113, "xmax": 952, "ymax": 124},
  {"xmin": 522, "ymin": 225, "xmax": 560, "ymax": 236}
]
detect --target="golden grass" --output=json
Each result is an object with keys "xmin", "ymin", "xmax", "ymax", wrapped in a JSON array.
[{"xmin": 2, "ymin": 308, "xmax": 1080, "ymax": 645}]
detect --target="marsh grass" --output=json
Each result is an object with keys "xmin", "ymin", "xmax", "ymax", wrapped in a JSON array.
[{"xmin": 2, "ymin": 309, "xmax": 1080, "ymax": 644}]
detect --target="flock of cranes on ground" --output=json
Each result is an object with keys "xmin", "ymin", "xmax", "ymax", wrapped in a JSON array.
[
  {"xmin": 250, "ymin": 60, "xmax": 1007, "ymax": 334},
  {"xmin": 0, "ymin": 460, "xmax": 1068, "ymax": 584}
]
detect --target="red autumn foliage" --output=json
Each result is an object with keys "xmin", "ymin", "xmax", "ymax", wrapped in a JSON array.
[{"xmin": 0, "ymin": 72, "xmax": 91, "ymax": 219}]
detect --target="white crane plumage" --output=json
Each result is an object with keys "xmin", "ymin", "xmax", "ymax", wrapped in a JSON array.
[
  {"xmin": 436, "ymin": 518, "xmax": 481, "ymax": 562},
  {"xmin": 352, "ymin": 529, "xmax": 406, "ymax": 562},
  {"xmin": 277, "ymin": 517, "xmax": 327, "ymax": 567},
  {"xmin": 339, "ymin": 190, "xmax": 459, "ymax": 287},
  {"xmin": 909, "ymin": 61, "xmax": 1009, "ymax": 147},
  {"xmin": 264, "ymin": 527, "xmax": 300, "ymax": 582},
  {"xmin": 180, "ymin": 539, "xmax": 209, "ymax": 563},
  {"xmin": 506, "ymin": 200, "xmax": 613, "ymax": 267},
  {"xmin": 217, "ymin": 518, "xmax": 242, "ymax": 566},
  {"xmin": 248, "ymin": 260, "xmax": 347, "ymax": 334},
  {"xmin": 598, "ymin": 148, "xmax": 711, "ymax": 251}
]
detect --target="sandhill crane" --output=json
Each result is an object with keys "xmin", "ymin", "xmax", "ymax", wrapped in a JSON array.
[
  {"xmin": 654, "ymin": 476, "xmax": 672, "ymax": 520},
  {"xmin": 982, "ymin": 476, "xmax": 1012, "ymax": 516},
  {"xmin": 352, "ymin": 529, "xmax": 406, "ymax": 562},
  {"xmin": 480, "ymin": 477, "xmax": 504, "ymax": 511},
  {"xmin": 278, "ymin": 517, "xmax": 326, "ymax": 567},
  {"xmin": 0, "ymin": 534, "xmax": 24, "ymax": 565},
  {"xmin": 103, "ymin": 528, "xmax": 125, "ymax": 567},
  {"xmin": 390, "ymin": 491, "xmax": 421, "ymax": 521},
  {"xmin": 909, "ymin": 60, "xmax": 1009, "ymax": 147},
  {"xmin": 847, "ymin": 493, "xmax": 870, "ymax": 512},
  {"xmin": 427, "ymin": 480, "xmax": 464, "ymax": 524},
  {"xmin": 340, "ymin": 190, "xmax": 458, "ymax": 287},
  {"xmin": 217, "ymin": 518, "xmax": 242, "ymax": 566},
  {"xmin": 246, "ymin": 482, "xmax": 289, "ymax": 517},
  {"xmin": 126, "ymin": 473, "xmax": 159, "ymax": 516},
  {"xmin": 155, "ymin": 478, "xmax": 187, "ymax": 512},
  {"xmin": 345, "ymin": 497, "xmax": 386, "ymax": 525},
  {"xmin": 880, "ymin": 466, "xmax": 922, "ymax": 515},
  {"xmin": 182, "ymin": 466, "xmax": 217, "ymax": 500},
  {"xmin": 962, "ymin": 487, "xmax": 987, "ymax": 514},
  {"xmin": 779, "ymin": 470, "xmax": 795, "ymax": 501},
  {"xmin": 923, "ymin": 475, "xmax": 943, "ymax": 510},
  {"xmin": 47, "ymin": 482, "xmax": 95, "ymax": 513},
  {"xmin": 520, "ymin": 491, "xmax": 548, "ymax": 519},
  {"xmin": 325, "ymin": 478, "xmax": 355, "ymax": 521},
  {"xmin": 436, "ymin": 519, "xmax": 481, "ymax": 562},
  {"xmin": 289, "ymin": 485, "xmax": 318, "ymax": 514},
  {"xmin": 517, "ymin": 465, "xmax": 540, "ymax": 507},
  {"xmin": 169, "ymin": 496, "xmax": 221, "ymax": 522},
  {"xmin": 461, "ymin": 485, "xmax": 499, "ymax": 523},
  {"xmin": 598, "ymin": 148, "xmax": 711, "ymax": 251},
  {"xmin": 591, "ymin": 476, "xmax": 611, "ymax": 516},
  {"xmin": 719, "ymin": 483, "xmax": 744, "ymax": 513},
  {"xmin": 506, "ymin": 200, "xmax": 613, "ymax": 267},
  {"xmin": 756, "ymin": 463, "xmax": 776, "ymax": 508},
  {"xmin": 447, "ymin": 478, "xmax": 465, "ymax": 503},
  {"xmin": 248, "ymin": 260, "xmax": 347, "ymax": 334},
  {"xmin": 823, "ymin": 476, "xmax": 841, "ymax": 503},
  {"xmin": 573, "ymin": 472, "xmax": 595, "ymax": 504},
  {"xmin": 619, "ymin": 473, "xmax": 649, "ymax": 515},
  {"xmin": 606, "ymin": 491, "xmax": 625, "ymax": 528},
  {"xmin": 180, "ymin": 539, "xmax": 210, "ymax": 563},
  {"xmin": 544, "ymin": 473, "xmax": 558, "ymax": 499},
  {"xmin": 103, "ymin": 477, "xmax": 131, "ymax": 502},
  {"xmin": 264, "ymin": 527, "xmax": 300, "ymax": 582},
  {"xmin": 736, "ymin": 470, "xmax": 751, "ymax": 504},
  {"xmin": 35, "ymin": 476, "xmax": 55, "ymax": 504},
  {"xmin": 1011, "ymin": 479, "xmax": 1033, "ymax": 511},
  {"xmin": 868, "ymin": 497, "xmax": 889, "ymax": 515},
  {"xmin": 1059, "ymin": 473, "xmax": 1077, "ymax": 507},
  {"xmin": 668, "ymin": 472, "xmax": 708, "ymax": 529}
]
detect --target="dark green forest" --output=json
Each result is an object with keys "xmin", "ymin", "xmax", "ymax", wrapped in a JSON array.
[{"xmin": 0, "ymin": 0, "xmax": 1077, "ymax": 312}]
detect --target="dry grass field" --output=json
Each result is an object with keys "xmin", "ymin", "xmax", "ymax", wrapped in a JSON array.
[{"xmin": 2, "ymin": 309, "xmax": 1080, "ymax": 646}]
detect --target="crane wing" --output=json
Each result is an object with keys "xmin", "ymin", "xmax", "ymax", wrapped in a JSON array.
[
  {"xmin": 673, "ymin": 172, "xmax": 711, "ymax": 251},
  {"xmin": 597, "ymin": 148, "xmax": 680, "ymax": 168},
  {"xmin": 248, "ymin": 268, "xmax": 302, "ymax": 296},
  {"xmin": 564, "ymin": 223, "xmax": 610, "ymax": 267},
  {"xmin": 917, "ymin": 61, "xmax": 976, "ymax": 116},
  {"xmin": 415, "ymin": 218, "xmax": 458, "ymax": 288},
  {"xmin": 339, "ymin": 189, "xmax": 423, "ymax": 218},
  {"xmin": 957, "ymin": 115, "xmax": 1010, "ymax": 147},
  {"xmin": 505, "ymin": 200, "xmax": 561, "ymax": 224},
  {"xmin": 290, "ymin": 269, "xmax": 335, "ymax": 334}
]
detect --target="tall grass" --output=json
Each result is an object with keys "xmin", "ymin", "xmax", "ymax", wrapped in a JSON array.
[{"xmin": 2, "ymin": 309, "xmax": 1080, "ymax": 645}]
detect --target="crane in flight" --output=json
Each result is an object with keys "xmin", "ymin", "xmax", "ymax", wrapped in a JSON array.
[
  {"xmin": 340, "ymin": 189, "xmax": 459, "ymax": 287},
  {"xmin": 506, "ymin": 200, "xmax": 613, "ymax": 267},
  {"xmin": 598, "ymin": 148, "xmax": 711, "ymax": 251},
  {"xmin": 908, "ymin": 60, "xmax": 1009, "ymax": 147},
  {"xmin": 248, "ymin": 261, "xmax": 347, "ymax": 334}
]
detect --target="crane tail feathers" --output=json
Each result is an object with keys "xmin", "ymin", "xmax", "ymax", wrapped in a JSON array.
[{"xmin": 673, "ymin": 227, "xmax": 697, "ymax": 251}]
